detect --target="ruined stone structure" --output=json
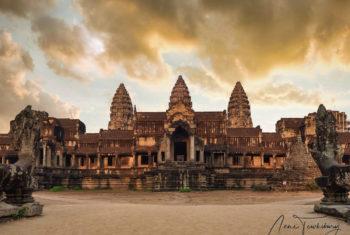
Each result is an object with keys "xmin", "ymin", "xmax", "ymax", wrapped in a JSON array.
[
  {"xmin": 0, "ymin": 106, "xmax": 44, "ymax": 220},
  {"xmin": 0, "ymin": 76, "xmax": 350, "ymax": 191},
  {"xmin": 310, "ymin": 104, "xmax": 350, "ymax": 223}
]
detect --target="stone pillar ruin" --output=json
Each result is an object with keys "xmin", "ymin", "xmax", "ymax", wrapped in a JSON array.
[{"xmin": 189, "ymin": 135, "xmax": 195, "ymax": 161}]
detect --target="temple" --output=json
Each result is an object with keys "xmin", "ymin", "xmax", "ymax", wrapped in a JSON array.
[{"xmin": 1, "ymin": 75, "xmax": 350, "ymax": 190}]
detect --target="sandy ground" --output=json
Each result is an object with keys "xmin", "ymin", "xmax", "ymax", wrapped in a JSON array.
[{"xmin": 1, "ymin": 190, "xmax": 349, "ymax": 235}]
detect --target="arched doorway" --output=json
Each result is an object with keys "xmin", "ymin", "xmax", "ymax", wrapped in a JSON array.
[{"xmin": 172, "ymin": 125, "xmax": 189, "ymax": 162}]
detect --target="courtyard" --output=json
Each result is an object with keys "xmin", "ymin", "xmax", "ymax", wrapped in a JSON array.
[{"xmin": 1, "ymin": 190, "xmax": 349, "ymax": 235}]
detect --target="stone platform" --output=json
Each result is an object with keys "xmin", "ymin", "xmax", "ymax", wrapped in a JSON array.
[
  {"xmin": 314, "ymin": 203, "xmax": 350, "ymax": 224},
  {"xmin": 0, "ymin": 202, "xmax": 43, "ymax": 222}
]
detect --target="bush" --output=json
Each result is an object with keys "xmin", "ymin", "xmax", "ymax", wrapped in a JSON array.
[
  {"xmin": 72, "ymin": 185, "xmax": 82, "ymax": 191},
  {"xmin": 251, "ymin": 184, "xmax": 272, "ymax": 191},
  {"xmin": 49, "ymin": 185, "xmax": 66, "ymax": 192},
  {"xmin": 305, "ymin": 181, "xmax": 319, "ymax": 191},
  {"xmin": 179, "ymin": 186, "xmax": 191, "ymax": 192}
]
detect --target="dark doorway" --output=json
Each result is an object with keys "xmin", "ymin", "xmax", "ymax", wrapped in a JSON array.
[{"xmin": 174, "ymin": 141, "xmax": 187, "ymax": 161}]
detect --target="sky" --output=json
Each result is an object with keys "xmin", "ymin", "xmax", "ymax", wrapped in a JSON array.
[{"xmin": 0, "ymin": 0, "xmax": 350, "ymax": 133}]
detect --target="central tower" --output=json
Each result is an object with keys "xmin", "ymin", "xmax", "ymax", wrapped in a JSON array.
[{"xmin": 164, "ymin": 75, "xmax": 196, "ymax": 162}]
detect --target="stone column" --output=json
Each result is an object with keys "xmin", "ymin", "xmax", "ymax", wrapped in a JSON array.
[
  {"xmin": 97, "ymin": 154, "xmax": 101, "ymax": 169},
  {"xmin": 272, "ymin": 154, "xmax": 276, "ymax": 169},
  {"xmin": 47, "ymin": 146, "xmax": 52, "ymax": 167},
  {"xmin": 166, "ymin": 136, "xmax": 171, "ymax": 161},
  {"xmin": 261, "ymin": 153, "xmax": 264, "ymax": 167},
  {"xmin": 42, "ymin": 143, "xmax": 47, "ymax": 167},
  {"xmin": 200, "ymin": 150, "xmax": 204, "ymax": 163},
  {"xmin": 59, "ymin": 154, "xmax": 64, "ymax": 167},
  {"xmin": 72, "ymin": 154, "xmax": 76, "ymax": 168},
  {"xmin": 189, "ymin": 135, "xmax": 195, "ymax": 161},
  {"xmin": 1, "ymin": 155, "xmax": 5, "ymax": 164},
  {"xmin": 148, "ymin": 151, "xmax": 153, "ymax": 167},
  {"xmin": 88, "ymin": 155, "xmax": 91, "ymax": 169},
  {"xmin": 104, "ymin": 156, "xmax": 108, "ymax": 168}
]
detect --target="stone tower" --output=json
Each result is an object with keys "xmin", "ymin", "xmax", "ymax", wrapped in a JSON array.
[
  {"xmin": 166, "ymin": 75, "xmax": 195, "ymax": 128},
  {"xmin": 108, "ymin": 83, "xmax": 134, "ymax": 130},
  {"xmin": 227, "ymin": 81, "xmax": 253, "ymax": 128},
  {"xmin": 169, "ymin": 75, "xmax": 193, "ymax": 109}
]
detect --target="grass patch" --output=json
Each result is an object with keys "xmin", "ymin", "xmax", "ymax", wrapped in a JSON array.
[
  {"xmin": 49, "ymin": 185, "xmax": 66, "ymax": 192},
  {"xmin": 71, "ymin": 185, "xmax": 82, "ymax": 191},
  {"xmin": 179, "ymin": 186, "xmax": 191, "ymax": 193}
]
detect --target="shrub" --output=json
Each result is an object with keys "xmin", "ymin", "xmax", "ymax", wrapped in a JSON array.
[
  {"xmin": 305, "ymin": 181, "xmax": 319, "ymax": 191},
  {"xmin": 49, "ymin": 185, "xmax": 66, "ymax": 192},
  {"xmin": 251, "ymin": 184, "xmax": 272, "ymax": 191},
  {"xmin": 72, "ymin": 185, "xmax": 82, "ymax": 191},
  {"xmin": 179, "ymin": 186, "xmax": 191, "ymax": 192}
]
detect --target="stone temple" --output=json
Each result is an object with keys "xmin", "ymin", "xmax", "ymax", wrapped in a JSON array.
[{"xmin": 0, "ymin": 75, "xmax": 350, "ymax": 190}]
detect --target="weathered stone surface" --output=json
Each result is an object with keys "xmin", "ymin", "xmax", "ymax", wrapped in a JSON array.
[
  {"xmin": 227, "ymin": 81, "xmax": 253, "ymax": 128},
  {"xmin": 21, "ymin": 202, "xmax": 43, "ymax": 217},
  {"xmin": 0, "ymin": 106, "xmax": 45, "ymax": 218},
  {"xmin": 108, "ymin": 83, "xmax": 134, "ymax": 130},
  {"xmin": 310, "ymin": 104, "xmax": 350, "ymax": 204},
  {"xmin": 0, "ymin": 201, "xmax": 18, "ymax": 218},
  {"xmin": 314, "ymin": 203, "xmax": 350, "ymax": 224}
]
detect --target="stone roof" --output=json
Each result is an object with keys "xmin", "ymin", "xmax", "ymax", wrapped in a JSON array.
[
  {"xmin": 169, "ymin": 75, "xmax": 192, "ymax": 109},
  {"xmin": 278, "ymin": 118, "xmax": 304, "ymax": 129},
  {"xmin": 79, "ymin": 133, "xmax": 99, "ymax": 144},
  {"xmin": 338, "ymin": 132, "xmax": 350, "ymax": 144},
  {"xmin": 0, "ymin": 134, "xmax": 12, "ymax": 145},
  {"xmin": 100, "ymin": 129, "xmax": 134, "ymax": 140},
  {"xmin": 262, "ymin": 132, "xmax": 282, "ymax": 142},
  {"xmin": 227, "ymin": 128, "xmax": 260, "ymax": 137},
  {"xmin": 227, "ymin": 81, "xmax": 253, "ymax": 128}
]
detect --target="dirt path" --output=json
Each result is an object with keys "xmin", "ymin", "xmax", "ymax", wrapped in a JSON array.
[{"xmin": 0, "ymin": 190, "xmax": 349, "ymax": 235}]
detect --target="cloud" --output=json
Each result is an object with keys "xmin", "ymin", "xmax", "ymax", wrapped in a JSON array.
[
  {"xmin": 0, "ymin": 31, "xmax": 79, "ymax": 132},
  {"xmin": 75, "ymin": 0, "xmax": 350, "ymax": 86},
  {"xmin": 249, "ymin": 82, "xmax": 322, "ymax": 106},
  {"xmin": 31, "ymin": 15, "xmax": 93, "ymax": 81},
  {"xmin": 0, "ymin": 0, "xmax": 55, "ymax": 18},
  {"xmin": 176, "ymin": 66, "xmax": 223, "ymax": 93}
]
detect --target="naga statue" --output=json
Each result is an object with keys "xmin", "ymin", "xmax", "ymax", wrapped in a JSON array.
[
  {"xmin": 310, "ymin": 104, "xmax": 350, "ymax": 222},
  {"xmin": 0, "ymin": 105, "xmax": 46, "ymax": 218}
]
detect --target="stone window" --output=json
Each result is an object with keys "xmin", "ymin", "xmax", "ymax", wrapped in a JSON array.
[
  {"xmin": 108, "ymin": 156, "xmax": 113, "ymax": 166},
  {"xmin": 264, "ymin": 155, "xmax": 270, "ymax": 165},
  {"xmin": 196, "ymin": 151, "xmax": 200, "ymax": 162},
  {"xmin": 80, "ymin": 157, "xmax": 85, "ymax": 166},
  {"xmin": 141, "ymin": 155, "xmax": 148, "ymax": 165},
  {"xmin": 233, "ymin": 155, "xmax": 240, "ymax": 165}
]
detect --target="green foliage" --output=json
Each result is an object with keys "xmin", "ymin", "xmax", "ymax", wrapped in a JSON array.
[
  {"xmin": 12, "ymin": 207, "xmax": 26, "ymax": 220},
  {"xmin": 179, "ymin": 186, "xmax": 191, "ymax": 192},
  {"xmin": 49, "ymin": 185, "xmax": 66, "ymax": 192},
  {"xmin": 305, "ymin": 181, "xmax": 319, "ymax": 191},
  {"xmin": 251, "ymin": 184, "xmax": 272, "ymax": 191},
  {"xmin": 72, "ymin": 185, "xmax": 82, "ymax": 191}
]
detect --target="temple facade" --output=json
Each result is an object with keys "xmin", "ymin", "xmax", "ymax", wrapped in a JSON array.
[{"xmin": 1, "ymin": 75, "xmax": 350, "ymax": 190}]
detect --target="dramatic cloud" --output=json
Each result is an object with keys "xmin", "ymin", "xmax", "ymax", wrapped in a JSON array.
[
  {"xmin": 0, "ymin": 0, "xmax": 55, "ymax": 18},
  {"xmin": 0, "ymin": 31, "xmax": 79, "ymax": 132},
  {"xmin": 31, "ymin": 16, "xmax": 97, "ymax": 81},
  {"xmin": 176, "ymin": 66, "xmax": 223, "ymax": 93},
  {"xmin": 76, "ymin": 0, "xmax": 350, "ymax": 86},
  {"xmin": 249, "ymin": 82, "xmax": 322, "ymax": 106}
]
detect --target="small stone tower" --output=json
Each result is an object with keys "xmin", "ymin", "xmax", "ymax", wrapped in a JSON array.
[
  {"xmin": 227, "ymin": 81, "xmax": 253, "ymax": 128},
  {"xmin": 108, "ymin": 83, "xmax": 134, "ymax": 130}
]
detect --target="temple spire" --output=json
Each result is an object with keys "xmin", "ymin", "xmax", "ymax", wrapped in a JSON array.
[
  {"xmin": 108, "ymin": 83, "xmax": 133, "ymax": 130},
  {"xmin": 169, "ymin": 75, "xmax": 192, "ymax": 109},
  {"xmin": 227, "ymin": 81, "xmax": 253, "ymax": 128}
]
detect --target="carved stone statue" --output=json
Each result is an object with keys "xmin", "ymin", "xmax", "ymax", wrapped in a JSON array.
[
  {"xmin": 0, "ymin": 105, "xmax": 46, "ymax": 219},
  {"xmin": 310, "ymin": 104, "xmax": 350, "ymax": 223}
]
